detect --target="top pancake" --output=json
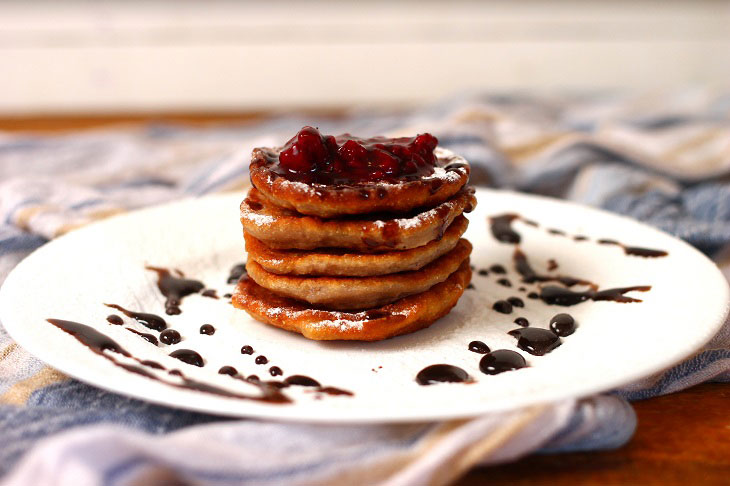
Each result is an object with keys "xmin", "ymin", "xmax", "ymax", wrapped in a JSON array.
[{"xmin": 250, "ymin": 146, "xmax": 470, "ymax": 218}]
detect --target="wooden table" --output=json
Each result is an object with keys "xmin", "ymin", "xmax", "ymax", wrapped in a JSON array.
[{"xmin": 3, "ymin": 113, "xmax": 729, "ymax": 486}]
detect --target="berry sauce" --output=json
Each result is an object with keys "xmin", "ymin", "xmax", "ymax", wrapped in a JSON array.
[{"xmin": 273, "ymin": 126, "xmax": 440, "ymax": 184}]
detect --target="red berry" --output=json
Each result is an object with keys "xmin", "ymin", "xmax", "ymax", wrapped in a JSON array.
[{"xmin": 276, "ymin": 127, "xmax": 438, "ymax": 182}]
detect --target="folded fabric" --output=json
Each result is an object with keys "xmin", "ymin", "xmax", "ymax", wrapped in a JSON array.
[{"xmin": 1, "ymin": 88, "xmax": 729, "ymax": 486}]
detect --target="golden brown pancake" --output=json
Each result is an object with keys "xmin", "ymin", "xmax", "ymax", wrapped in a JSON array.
[
  {"xmin": 240, "ymin": 186, "xmax": 476, "ymax": 251},
  {"xmin": 244, "ymin": 215, "xmax": 469, "ymax": 277},
  {"xmin": 245, "ymin": 239, "xmax": 471, "ymax": 310},
  {"xmin": 250, "ymin": 146, "xmax": 469, "ymax": 218},
  {"xmin": 232, "ymin": 260, "xmax": 471, "ymax": 341}
]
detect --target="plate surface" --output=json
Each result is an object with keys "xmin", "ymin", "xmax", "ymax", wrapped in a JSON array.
[{"xmin": 1, "ymin": 188, "xmax": 728, "ymax": 423}]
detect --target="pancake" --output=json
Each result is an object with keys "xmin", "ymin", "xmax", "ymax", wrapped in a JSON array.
[
  {"xmin": 244, "ymin": 215, "xmax": 469, "ymax": 277},
  {"xmin": 240, "ymin": 186, "xmax": 476, "ymax": 251},
  {"xmin": 245, "ymin": 239, "xmax": 471, "ymax": 310},
  {"xmin": 232, "ymin": 260, "xmax": 472, "ymax": 341},
  {"xmin": 250, "ymin": 146, "xmax": 470, "ymax": 218}
]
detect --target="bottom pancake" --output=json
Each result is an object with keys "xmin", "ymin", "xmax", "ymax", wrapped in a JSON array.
[{"xmin": 232, "ymin": 260, "xmax": 471, "ymax": 341}]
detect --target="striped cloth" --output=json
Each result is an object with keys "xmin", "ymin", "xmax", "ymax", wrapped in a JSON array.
[{"xmin": 1, "ymin": 89, "xmax": 730, "ymax": 486}]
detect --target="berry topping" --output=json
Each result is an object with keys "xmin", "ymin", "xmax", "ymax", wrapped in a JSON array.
[{"xmin": 276, "ymin": 126, "xmax": 439, "ymax": 184}]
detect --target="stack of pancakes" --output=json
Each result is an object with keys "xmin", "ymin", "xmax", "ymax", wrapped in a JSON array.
[{"xmin": 233, "ymin": 146, "xmax": 476, "ymax": 341}]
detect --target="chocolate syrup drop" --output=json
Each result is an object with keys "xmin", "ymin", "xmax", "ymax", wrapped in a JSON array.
[
  {"xmin": 106, "ymin": 314, "xmax": 123, "ymax": 325},
  {"xmin": 479, "ymin": 350, "xmax": 527, "ymax": 375},
  {"xmin": 223, "ymin": 293, "xmax": 233, "ymax": 299},
  {"xmin": 218, "ymin": 366, "xmax": 238, "ymax": 376},
  {"xmin": 497, "ymin": 278, "xmax": 512, "ymax": 287},
  {"xmin": 255, "ymin": 355, "xmax": 268, "ymax": 365},
  {"xmin": 466, "ymin": 283, "xmax": 475, "ymax": 290},
  {"xmin": 489, "ymin": 214, "xmax": 521, "ymax": 244},
  {"xmin": 468, "ymin": 340, "xmax": 490, "ymax": 354},
  {"xmin": 201, "ymin": 289, "xmax": 219, "ymax": 299},
  {"xmin": 125, "ymin": 328, "xmax": 159, "ymax": 346},
  {"xmin": 527, "ymin": 292, "xmax": 539, "ymax": 300},
  {"xmin": 146, "ymin": 266, "xmax": 205, "ymax": 315},
  {"xmin": 227, "ymin": 263, "xmax": 247, "ymax": 284},
  {"xmin": 169, "ymin": 349, "xmax": 204, "ymax": 367},
  {"xmin": 550, "ymin": 313, "xmax": 577, "ymax": 336},
  {"xmin": 508, "ymin": 328, "xmax": 562, "ymax": 356},
  {"xmin": 548, "ymin": 229, "xmax": 566, "ymax": 236},
  {"xmin": 416, "ymin": 364, "xmax": 472, "ymax": 385},
  {"xmin": 492, "ymin": 300, "xmax": 513, "ymax": 314},
  {"xmin": 104, "ymin": 304, "xmax": 167, "ymax": 331},
  {"xmin": 284, "ymin": 375, "xmax": 321, "ymax": 387},
  {"xmin": 241, "ymin": 345, "xmax": 254, "ymax": 355},
  {"xmin": 548, "ymin": 259, "xmax": 558, "ymax": 271},
  {"xmin": 477, "ymin": 269, "xmax": 489, "ymax": 276},
  {"xmin": 514, "ymin": 317, "xmax": 529, "ymax": 327},
  {"xmin": 199, "ymin": 324, "xmax": 215, "ymax": 335},
  {"xmin": 159, "ymin": 329, "xmax": 181, "ymax": 345},
  {"xmin": 269, "ymin": 366, "xmax": 283, "ymax": 377},
  {"xmin": 574, "ymin": 235, "xmax": 588, "ymax": 242},
  {"xmin": 489, "ymin": 264, "xmax": 507, "ymax": 274},
  {"xmin": 507, "ymin": 297, "xmax": 524, "ymax": 308},
  {"xmin": 539, "ymin": 285, "xmax": 651, "ymax": 306}
]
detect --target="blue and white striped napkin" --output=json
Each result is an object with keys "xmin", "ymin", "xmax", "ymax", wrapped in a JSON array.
[{"xmin": 1, "ymin": 89, "xmax": 729, "ymax": 486}]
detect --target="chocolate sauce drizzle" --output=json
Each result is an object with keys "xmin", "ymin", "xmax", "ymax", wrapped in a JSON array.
[
  {"xmin": 489, "ymin": 214, "xmax": 521, "ymax": 243},
  {"xmin": 146, "ymin": 266, "xmax": 205, "ymax": 315},
  {"xmin": 539, "ymin": 285, "xmax": 651, "ymax": 306},
  {"xmin": 199, "ymin": 324, "xmax": 215, "ymax": 335},
  {"xmin": 159, "ymin": 329, "xmax": 181, "ymax": 345},
  {"xmin": 598, "ymin": 239, "xmax": 669, "ymax": 258},
  {"xmin": 508, "ymin": 328, "xmax": 562, "ymax": 356},
  {"xmin": 227, "ymin": 263, "xmax": 247, "ymax": 284},
  {"xmin": 468, "ymin": 341, "xmax": 490, "ymax": 354},
  {"xmin": 47, "ymin": 319, "xmax": 290, "ymax": 404},
  {"xmin": 488, "ymin": 212, "xmax": 668, "ymax": 258},
  {"xmin": 513, "ymin": 249, "xmax": 596, "ymax": 289},
  {"xmin": 169, "ymin": 349, "xmax": 204, "ymax": 367},
  {"xmin": 201, "ymin": 289, "xmax": 219, "ymax": 299},
  {"xmin": 104, "ymin": 304, "xmax": 167, "ymax": 331},
  {"xmin": 479, "ymin": 350, "xmax": 527, "ymax": 375},
  {"xmin": 125, "ymin": 328, "xmax": 159, "ymax": 346},
  {"xmin": 416, "ymin": 364, "xmax": 473, "ymax": 385},
  {"xmin": 550, "ymin": 313, "xmax": 576, "ymax": 336}
]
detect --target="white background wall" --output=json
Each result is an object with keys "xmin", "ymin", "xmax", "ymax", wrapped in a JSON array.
[{"xmin": 1, "ymin": 0, "xmax": 729, "ymax": 114}]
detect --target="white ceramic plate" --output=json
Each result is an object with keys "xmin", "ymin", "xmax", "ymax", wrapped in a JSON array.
[{"xmin": 1, "ymin": 189, "xmax": 727, "ymax": 423}]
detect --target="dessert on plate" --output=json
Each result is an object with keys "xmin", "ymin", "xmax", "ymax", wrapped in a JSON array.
[{"xmin": 232, "ymin": 126, "xmax": 476, "ymax": 340}]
